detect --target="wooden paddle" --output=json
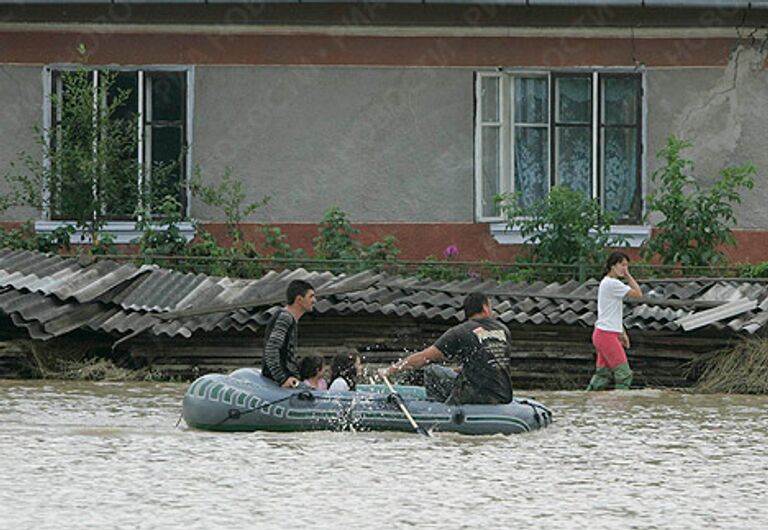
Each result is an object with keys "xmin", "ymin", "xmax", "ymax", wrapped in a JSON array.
[{"xmin": 381, "ymin": 374, "xmax": 431, "ymax": 437}]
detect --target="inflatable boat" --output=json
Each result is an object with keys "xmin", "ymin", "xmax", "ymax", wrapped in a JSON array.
[{"xmin": 182, "ymin": 368, "xmax": 553, "ymax": 435}]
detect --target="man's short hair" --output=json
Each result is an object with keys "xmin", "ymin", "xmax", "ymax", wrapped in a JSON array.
[
  {"xmin": 286, "ymin": 279, "xmax": 314, "ymax": 304},
  {"xmin": 463, "ymin": 292, "xmax": 489, "ymax": 318}
]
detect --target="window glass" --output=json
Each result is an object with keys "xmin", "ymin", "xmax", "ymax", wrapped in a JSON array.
[
  {"xmin": 556, "ymin": 126, "xmax": 592, "ymax": 196},
  {"xmin": 603, "ymin": 127, "xmax": 639, "ymax": 219},
  {"xmin": 149, "ymin": 125, "xmax": 184, "ymax": 205},
  {"xmin": 514, "ymin": 77, "xmax": 547, "ymax": 124},
  {"xmin": 513, "ymin": 77, "xmax": 549, "ymax": 208},
  {"xmin": 109, "ymin": 72, "xmax": 139, "ymax": 123},
  {"xmin": 514, "ymin": 126, "xmax": 548, "ymax": 207},
  {"xmin": 481, "ymin": 77, "xmax": 500, "ymax": 123},
  {"xmin": 478, "ymin": 71, "xmax": 643, "ymax": 223},
  {"xmin": 557, "ymin": 77, "xmax": 591, "ymax": 123},
  {"xmin": 481, "ymin": 126, "xmax": 501, "ymax": 218},
  {"xmin": 603, "ymin": 77, "xmax": 638, "ymax": 125},
  {"xmin": 150, "ymin": 73, "xmax": 184, "ymax": 122}
]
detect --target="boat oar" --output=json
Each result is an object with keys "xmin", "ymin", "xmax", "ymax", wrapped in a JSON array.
[{"xmin": 381, "ymin": 374, "xmax": 431, "ymax": 437}]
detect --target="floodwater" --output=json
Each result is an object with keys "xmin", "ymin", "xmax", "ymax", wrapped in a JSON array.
[{"xmin": 1, "ymin": 381, "xmax": 767, "ymax": 530}]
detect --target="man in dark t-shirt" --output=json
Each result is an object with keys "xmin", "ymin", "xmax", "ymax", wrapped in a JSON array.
[
  {"xmin": 262, "ymin": 280, "xmax": 316, "ymax": 388},
  {"xmin": 379, "ymin": 293, "xmax": 514, "ymax": 405}
]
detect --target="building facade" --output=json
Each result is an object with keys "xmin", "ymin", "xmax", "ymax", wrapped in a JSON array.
[{"xmin": 1, "ymin": 1, "xmax": 767, "ymax": 261}]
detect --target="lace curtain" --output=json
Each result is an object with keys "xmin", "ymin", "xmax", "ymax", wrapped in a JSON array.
[
  {"xmin": 602, "ymin": 78, "xmax": 639, "ymax": 219},
  {"xmin": 514, "ymin": 77, "xmax": 548, "ymax": 207}
]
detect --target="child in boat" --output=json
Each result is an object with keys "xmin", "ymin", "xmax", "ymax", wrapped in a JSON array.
[
  {"xmin": 328, "ymin": 352, "xmax": 362, "ymax": 391},
  {"xmin": 299, "ymin": 355, "xmax": 328, "ymax": 390},
  {"xmin": 587, "ymin": 251, "xmax": 643, "ymax": 391}
]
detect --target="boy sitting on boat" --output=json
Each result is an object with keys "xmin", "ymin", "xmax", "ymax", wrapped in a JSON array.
[{"xmin": 262, "ymin": 280, "xmax": 316, "ymax": 389}]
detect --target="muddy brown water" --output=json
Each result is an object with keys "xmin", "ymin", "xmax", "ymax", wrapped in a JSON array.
[{"xmin": 1, "ymin": 380, "xmax": 767, "ymax": 529}]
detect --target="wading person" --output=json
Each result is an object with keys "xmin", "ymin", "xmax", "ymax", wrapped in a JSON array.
[
  {"xmin": 262, "ymin": 280, "xmax": 316, "ymax": 388},
  {"xmin": 587, "ymin": 252, "xmax": 643, "ymax": 391},
  {"xmin": 379, "ymin": 293, "xmax": 513, "ymax": 405}
]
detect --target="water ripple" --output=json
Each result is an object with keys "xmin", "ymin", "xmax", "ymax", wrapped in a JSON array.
[{"xmin": 1, "ymin": 381, "xmax": 767, "ymax": 529}]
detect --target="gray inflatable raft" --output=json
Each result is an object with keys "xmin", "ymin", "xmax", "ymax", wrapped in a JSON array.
[{"xmin": 182, "ymin": 368, "xmax": 553, "ymax": 435}]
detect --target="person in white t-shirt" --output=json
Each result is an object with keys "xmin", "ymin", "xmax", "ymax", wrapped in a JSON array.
[
  {"xmin": 328, "ymin": 352, "xmax": 362, "ymax": 392},
  {"xmin": 587, "ymin": 252, "xmax": 643, "ymax": 391}
]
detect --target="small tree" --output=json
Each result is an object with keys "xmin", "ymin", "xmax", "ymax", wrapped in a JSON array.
[
  {"xmin": 496, "ymin": 186, "xmax": 626, "ymax": 279},
  {"xmin": 3, "ymin": 45, "xmax": 175, "ymax": 247},
  {"xmin": 191, "ymin": 165, "xmax": 269, "ymax": 245},
  {"xmin": 312, "ymin": 207, "xmax": 402, "ymax": 272},
  {"xmin": 6, "ymin": 70, "xmax": 134, "ymax": 240},
  {"xmin": 313, "ymin": 206, "xmax": 361, "ymax": 260},
  {"xmin": 259, "ymin": 226, "xmax": 308, "ymax": 261},
  {"xmin": 642, "ymin": 136, "xmax": 756, "ymax": 267}
]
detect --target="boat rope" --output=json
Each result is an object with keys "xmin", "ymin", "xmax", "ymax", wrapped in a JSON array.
[
  {"xmin": 215, "ymin": 391, "xmax": 315, "ymax": 427},
  {"xmin": 204, "ymin": 390, "xmax": 404, "ymax": 427},
  {"xmin": 212, "ymin": 390, "xmax": 395, "ymax": 428}
]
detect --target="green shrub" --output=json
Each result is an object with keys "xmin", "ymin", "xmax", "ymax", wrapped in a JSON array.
[
  {"xmin": 642, "ymin": 136, "xmax": 756, "ymax": 267},
  {"xmin": 313, "ymin": 206, "xmax": 361, "ymax": 261},
  {"xmin": 496, "ymin": 186, "xmax": 626, "ymax": 279},
  {"xmin": 739, "ymin": 261, "xmax": 768, "ymax": 278},
  {"xmin": 360, "ymin": 235, "xmax": 402, "ymax": 273},
  {"xmin": 134, "ymin": 195, "xmax": 190, "ymax": 262},
  {"xmin": 0, "ymin": 222, "xmax": 74, "ymax": 253},
  {"xmin": 259, "ymin": 226, "xmax": 308, "ymax": 262},
  {"xmin": 312, "ymin": 207, "xmax": 403, "ymax": 273}
]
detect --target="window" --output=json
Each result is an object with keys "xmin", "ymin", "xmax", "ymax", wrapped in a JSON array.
[
  {"xmin": 476, "ymin": 71, "xmax": 643, "ymax": 224},
  {"xmin": 45, "ymin": 67, "xmax": 190, "ymax": 221}
]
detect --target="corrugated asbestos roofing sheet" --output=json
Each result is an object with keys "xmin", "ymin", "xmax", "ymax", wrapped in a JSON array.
[{"xmin": 1, "ymin": 248, "xmax": 767, "ymax": 342}]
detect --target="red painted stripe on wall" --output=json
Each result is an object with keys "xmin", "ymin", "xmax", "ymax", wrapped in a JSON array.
[
  {"xmin": 199, "ymin": 223, "xmax": 768, "ymax": 264},
  {"xmin": 3, "ymin": 221, "xmax": 767, "ymax": 262},
  {"xmin": 0, "ymin": 31, "xmax": 735, "ymax": 68}
]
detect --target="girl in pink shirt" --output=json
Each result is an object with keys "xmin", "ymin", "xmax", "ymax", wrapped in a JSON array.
[{"xmin": 300, "ymin": 355, "xmax": 328, "ymax": 390}]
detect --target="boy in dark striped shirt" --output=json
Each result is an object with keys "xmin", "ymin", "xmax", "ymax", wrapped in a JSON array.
[{"xmin": 262, "ymin": 280, "xmax": 316, "ymax": 388}]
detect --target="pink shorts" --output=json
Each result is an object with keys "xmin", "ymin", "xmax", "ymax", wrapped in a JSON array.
[{"xmin": 592, "ymin": 328, "xmax": 628, "ymax": 369}]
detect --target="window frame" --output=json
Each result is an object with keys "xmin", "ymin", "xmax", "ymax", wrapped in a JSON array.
[
  {"xmin": 475, "ymin": 67, "xmax": 646, "ymax": 226},
  {"xmin": 474, "ymin": 71, "xmax": 508, "ymax": 221},
  {"xmin": 40, "ymin": 64, "xmax": 194, "ymax": 222},
  {"xmin": 598, "ymin": 72, "xmax": 644, "ymax": 223}
]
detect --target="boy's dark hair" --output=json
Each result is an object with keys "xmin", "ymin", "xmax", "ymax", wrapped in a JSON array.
[
  {"xmin": 286, "ymin": 279, "xmax": 314, "ymax": 304},
  {"xmin": 463, "ymin": 292, "xmax": 489, "ymax": 318},
  {"xmin": 299, "ymin": 355, "xmax": 325, "ymax": 380},
  {"xmin": 603, "ymin": 251, "xmax": 631, "ymax": 276},
  {"xmin": 330, "ymin": 351, "xmax": 360, "ymax": 390}
]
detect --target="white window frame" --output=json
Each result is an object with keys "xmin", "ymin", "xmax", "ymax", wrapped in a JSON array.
[
  {"xmin": 477, "ymin": 68, "xmax": 650, "ymax": 247},
  {"xmin": 36, "ymin": 64, "xmax": 196, "ymax": 244},
  {"xmin": 474, "ymin": 71, "xmax": 508, "ymax": 221}
]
